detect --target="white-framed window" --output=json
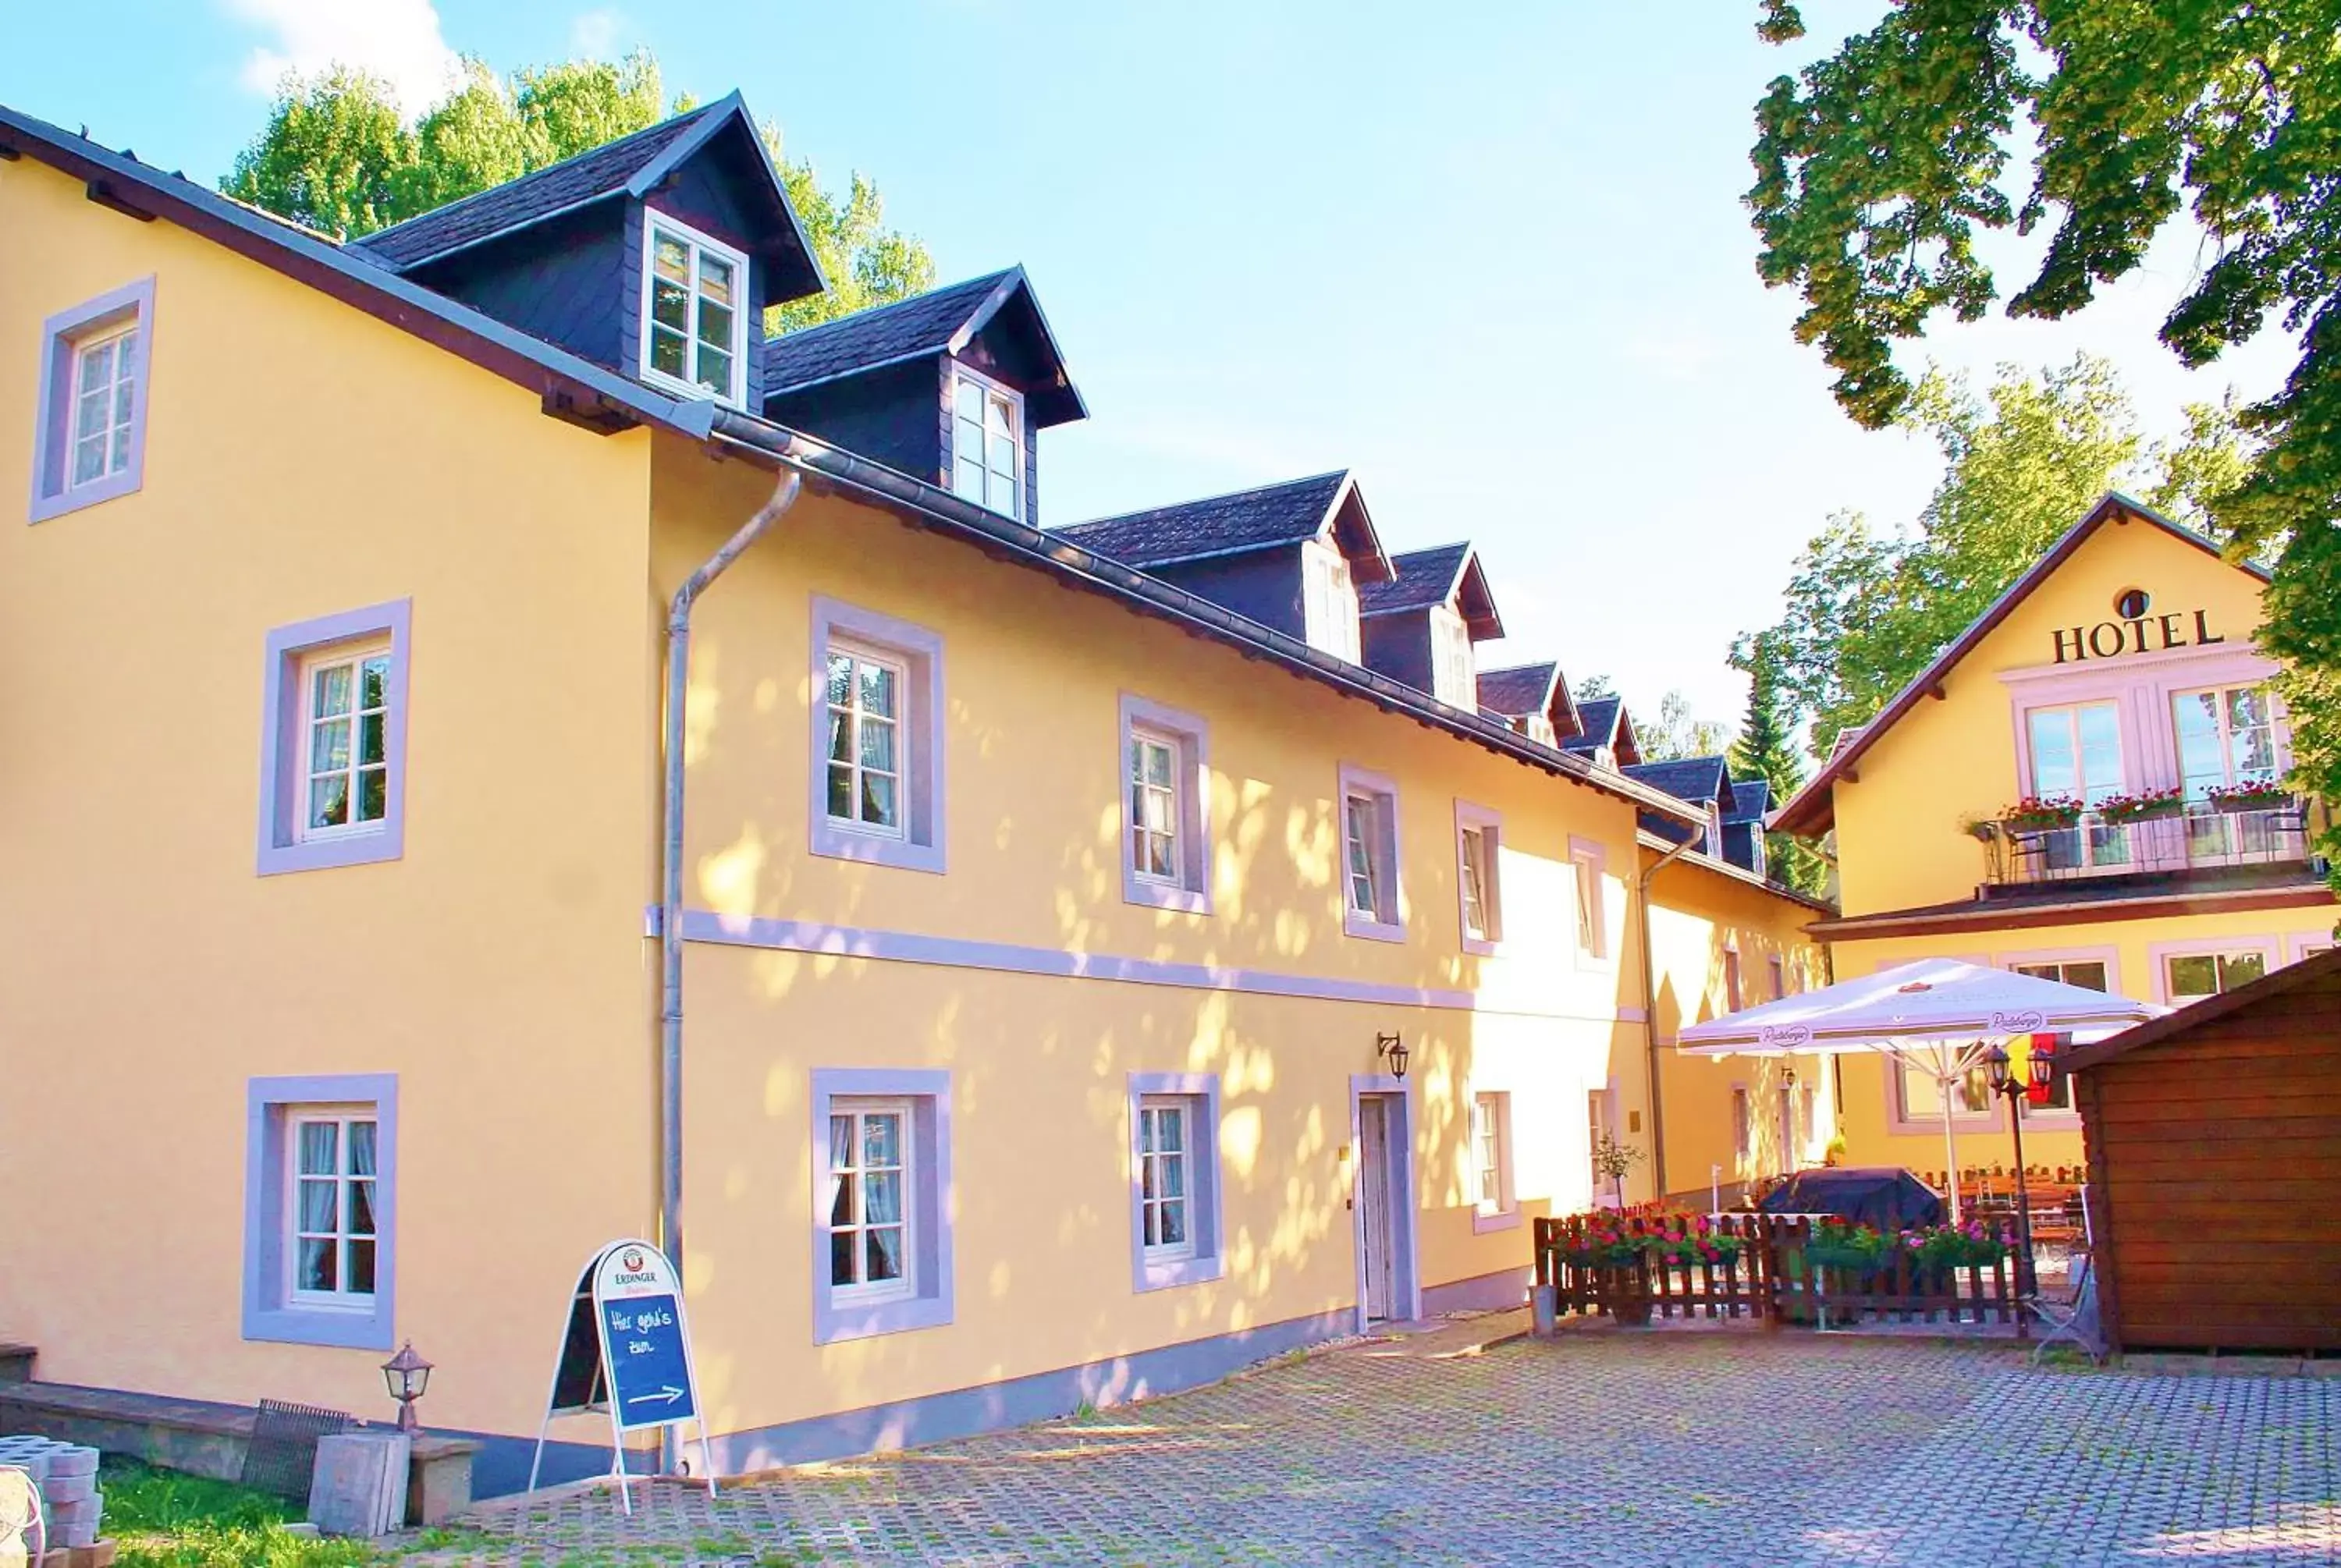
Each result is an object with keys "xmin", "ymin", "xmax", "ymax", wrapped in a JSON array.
[
  {"xmin": 639, "ymin": 214, "xmax": 749, "ymax": 406},
  {"xmin": 1570, "ymin": 838, "xmax": 1610, "ymax": 963},
  {"xmin": 809, "ymin": 1069, "xmax": 953, "ymax": 1343},
  {"xmin": 243, "ymin": 1073, "xmax": 397, "ymax": 1350},
  {"xmin": 1128, "ymin": 1074, "xmax": 1223, "ymax": 1291},
  {"xmin": 825, "ymin": 641, "xmax": 907, "ymax": 839},
  {"xmin": 1117, "ymin": 696, "xmax": 1213, "ymax": 914},
  {"xmin": 258, "ymin": 601, "xmax": 411, "ymax": 877},
  {"xmin": 1137, "ymin": 1097, "xmax": 1195, "ymax": 1261},
  {"xmin": 2027, "ymin": 701, "xmax": 2126, "ymax": 804},
  {"xmin": 1455, "ymin": 801, "xmax": 1502, "ymax": 953},
  {"xmin": 66, "ymin": 320, "xmax": 140, "ymax": 491},
  {"xmin": 1895, "ymin": 1056, "xmax": 1995, "ymax": 1126},
  {"xmin": 1523, "ymin": 715, "xmax": 1557, "ymax": 747},
  {"xmin": 2172, "ymin": 684, "xmax": 2282, "ymax": 800},
  {"xmin": 1429, "ymin": 606, "xmax": 1474, "ymax": 708},
  {"xmin": 1303, "ymin": 541, "xmax": 1361, "ymax": 662},
  {"xmin": 2011, "ymin": 958, "xmax": 2110, "ymax": 992},
  {"xmin": 286, "ymin": 1109, "xmax": 380, "ymax": 1308},
  {"xmin": 30, "ymin": 276, "xmax": 155, "ymax": 524},
  {"xmin": 294, "ymin": 642, "xmax": 394, "ymax": 843},
  {"xmin": 2163, "ymin": 947, "xmax": 2268, "ymax": 1003},
  {"xmin": 808, "ymin": 598, "xmax": 947, "ymax": 874},
  {"xmin": 826, "ymin": 1098, "xmax": 914, "ymax": 1307},
  {"xmin": 1470, "ymin": 1091, "xmax": 1517, "ymax": 1231},
  {"xmin": 1338, "ymin": 765, "xmax": 1403, "ymax": 941},
  {"xmin": 949, "ymin": 367, "xmax": 1023, "ymax": 518}
]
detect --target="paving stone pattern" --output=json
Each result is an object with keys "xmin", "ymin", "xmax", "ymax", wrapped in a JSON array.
[{"xmin": 401, "ymin": 1332, "xmax": 2339, "ymax": 1566}]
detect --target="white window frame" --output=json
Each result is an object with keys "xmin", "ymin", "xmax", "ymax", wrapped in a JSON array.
[
  {"xmin": 283, "ymin": 1106, "xmax": 382, "ymax": 1312},
  {"xmin": 2021, "ymin": 698, "xmax": 2134, "ymax": 873},
  {"xmin": 638, "ymin": 211, "xmax": 750, "ymax": 408},
  {"xmin": 948, "ymin": 363, "xmax": 1025, "ymax": 519},
  {"xmin": 824, "ymin": 1098, "xmax": 916, "ymax": 1310},
  {"xmin": 1569, "ymin": 837, "xmax": 1611, "ymax": 966},
  {"xmin": 1454, "ymin": 800, "xmax": 1503, "ymax": 955},
  {"xmin": 2150, "ymin": 937, "xmax": 2279, "ymax": 1006},
  {"xmin": 1888, "ymin": 1053, "xmax": 1998, "ymax": 1132},
  {"xmin": 292, "ymin": 640, "xmax": 395, "ymax": 846},
  {"xmin": 1338, "ymin": 764, "xmax": 1404, "ymax": 942},
  {"xmin": 258, "ymin": 601, "xmax": 412, "ymax": 877},
  {"xmin": 1523, "ymin": 715, "xmax": 1557, "ymax": 747},
  {"xmin": 243, "ymin": 1073, "xmax": 396, "ymax": 1350},
  {"xmin": 1118, "ymin": 695, "xmax": 1213, "ymax": 915},
  {"xmin": 823, "ymin": 640, "xmax": 910, "ymax": 843},
  {"xmin": 1429, "ymin": 605, "xmax": 1474, "ymax": 708},
  {"xmin": 1128, "ymin": 1073, "xmax": 1224, "ymax": 1292},
  {"xmin": 1136, "ymin": 1097, "xmax": 1196, "ymax": 1265},
  {"xmin": 1303, "ymin": 541, "xmax": 1361, "ymax": 662},
  {"xmin": 1469, "ymin": 1090, "xmax": 1519, "ymax": 1233},
  {"xmin": 808, "ymin": 598, "xmax": 947, "ymax": 874},
  {"xmin": 2170, "ymin": 681, "xmax": 2285, "ymax": 799}
]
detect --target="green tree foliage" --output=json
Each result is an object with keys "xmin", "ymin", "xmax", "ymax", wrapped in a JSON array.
[
  {"xmin": 1728, "ymin": 630, "xmax": 1825, "ymax": 893},
  {"xmin": 1572, "ymin": 673, "xmax": 1617, "ymax": 702},
  {"xmin": 1751, "ymin": 357, "xmax": 2256, "ymax": 760},
  {"xmin": 1748, "ymin": 0, "xmax": 2341, "ymax": 873},
  {"xmin": 223, "ymin": 51, "xmax": 932, "ymax": 330}
]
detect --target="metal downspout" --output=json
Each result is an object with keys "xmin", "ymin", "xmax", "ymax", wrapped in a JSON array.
[
  {"xmin": 1636, "ymin": 832, "xmax": 1703, "ymax": 1202},
  {"xmin": 662, "ymin": 473, "xmax": 802, "ymax": 1275}
]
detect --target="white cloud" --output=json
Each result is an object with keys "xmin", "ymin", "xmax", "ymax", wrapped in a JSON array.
[
  {"xmin": 569, "ymin": 7, "xmax": 627, "ymax": 61},
  {"xmin": 226, "ymin": 0, "xmax": 463, "ymax": 119}
]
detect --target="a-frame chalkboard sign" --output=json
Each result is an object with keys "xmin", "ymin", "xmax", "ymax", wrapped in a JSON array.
[{"xmin": 525, "ymin": 1239, "xmax": 712, "ymax": 1512}]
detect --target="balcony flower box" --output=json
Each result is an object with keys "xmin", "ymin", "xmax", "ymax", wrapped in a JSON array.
[
  {"xmin": 2206, "ymin": 779, "xmax": 2292, "ymax": 814},
  {"xmin": 2097, "ymin": 787, "xmax": 2184, "ymax": 825},
  {"xmin": 2002, "ymin": 795, "xmax": 2084, "ymax": 832}
]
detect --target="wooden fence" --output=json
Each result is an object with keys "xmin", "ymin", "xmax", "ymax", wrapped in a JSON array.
[{"xmin": 1532, "ymin": 1211, "xmax": 2027, "ymax": 1333}]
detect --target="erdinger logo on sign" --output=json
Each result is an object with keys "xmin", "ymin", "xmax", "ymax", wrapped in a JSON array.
[
  {"xmin": 1991, "ymin": 1009, "xmax": 2048, "ymax": 1034},
  {"xmin": 622, "ymin": 1248, "xmax": 645, "ymax": 1272},
  {"xmin": 1759, "ymin": 1023, "xmax": 1813, "ymax": 1048}
]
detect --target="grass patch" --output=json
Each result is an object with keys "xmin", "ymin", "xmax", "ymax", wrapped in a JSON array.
[{"xmin": 101, "ymin": 1458, "xmax": 380, "ymax": 1567}]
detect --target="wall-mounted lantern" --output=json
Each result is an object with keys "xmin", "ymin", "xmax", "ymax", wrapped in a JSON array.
[{"xmin": 1375, "ymin": 1031, "xmax": 1409, "ymax": 1080}]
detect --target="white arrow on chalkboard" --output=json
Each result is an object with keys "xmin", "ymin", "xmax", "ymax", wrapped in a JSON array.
[{"xmin": 625, "ymin": 1385, "xmax": 687, "ymax": 1407}]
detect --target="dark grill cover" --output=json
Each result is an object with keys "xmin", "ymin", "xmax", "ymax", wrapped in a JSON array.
[{"xmin": 1758, "ymin": 1167, "xmax": 1944, "ymax": 1231}]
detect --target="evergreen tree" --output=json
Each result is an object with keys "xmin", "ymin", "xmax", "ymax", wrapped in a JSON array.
[{"xmin": 1728, "ymin": 632, "xmax": 1823, "ymax": 895}]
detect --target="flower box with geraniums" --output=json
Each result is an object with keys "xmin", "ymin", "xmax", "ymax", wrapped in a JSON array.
[
  {"xmin": 2206, "ymin": 778, "xmax": 2292, "ymax": 814},
  {"xmin": 2095, "ymin": 786, "xmax": 2184, "ymax": 825},
  {"xmin": 2002, "ymin": 794, "xmax": 2084, "ymax": 833}
]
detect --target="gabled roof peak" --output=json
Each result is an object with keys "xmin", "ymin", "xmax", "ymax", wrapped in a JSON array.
[{"xmin": 1055, "ymin": 470, "xmax": 1392, "ymax": 581}]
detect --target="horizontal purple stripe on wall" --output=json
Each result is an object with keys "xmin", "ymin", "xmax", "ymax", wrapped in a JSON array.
[{"xmin": 651, "ymin": 907, "xmax": 1639, "ymax": 1023}]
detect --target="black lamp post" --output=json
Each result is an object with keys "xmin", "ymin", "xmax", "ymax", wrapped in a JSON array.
[
  {"xmin": 1982, "ymin": 1043, "xmax": 2040, "ymax": 1297},
  {"xmin": 1375, "ymin": 1031, "xmax": 1409, "ymax": 1080},
  {"xmin": 382, "ymin": 1341, "xmax": 433, "ymax": 1435}
]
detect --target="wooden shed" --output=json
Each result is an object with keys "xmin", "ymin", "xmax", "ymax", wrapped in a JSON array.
[{"xmin": 2060, "ymin": 945, "xmax": 2341, "ymax": 1355}]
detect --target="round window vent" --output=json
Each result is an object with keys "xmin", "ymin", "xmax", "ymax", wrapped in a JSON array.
[{"xmin": 2115, "ymin": 587, "xmax": 2151, "ymax": 619}]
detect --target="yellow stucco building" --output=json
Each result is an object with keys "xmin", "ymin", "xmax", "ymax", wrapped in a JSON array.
[
  {"xmin": 0, "ymin": 98, "xmax": 1823, "ymax": 1489},
  {"xmin": 1770, "ymin": 494, "xmax": 2337, "ymax": 1175}
]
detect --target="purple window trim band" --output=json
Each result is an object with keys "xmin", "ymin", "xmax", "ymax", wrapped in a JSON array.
[
  {"xmin": 256, "ymin": 599, "xmax": 412, "ymax": 876},
  {"xmin": 242, "ymin": 1073, "xmax": 398, "ymax": 1350},
  {"xmin": 808, "ymin": 1068, "xmax": 955, "ymax": 1345},
  {"xmin": 28, "ymin": 275, "xmax": 156, "ymax": 525},
  {"xmin": 1128, "ymin": 1072, "xmax": 1224, "ymax": 1293}
]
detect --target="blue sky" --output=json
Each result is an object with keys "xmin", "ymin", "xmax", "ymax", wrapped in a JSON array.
[{"xmin": 2, "ymin": 2, "xmax": 2296, "ymax": 728}]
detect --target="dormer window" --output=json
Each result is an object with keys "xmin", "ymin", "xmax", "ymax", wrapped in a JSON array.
[
  {"xmin": 950, "ymin": 367, "xmax": 1022, "ymax": 518},
  {"xmin": 1303, "ymin": 541, "xmax": 1360, "ymax": 662},
  {"xmin": 1524, "ymin": 716, "xmax": 1557, "ymax": 747},
  {"xmin": 1429, "ymin": 606, "xmax": 1473, "ymax": 707},
  {"xmin": 640, "ymin": 215, "xmax": 748, "ymax": 407}
]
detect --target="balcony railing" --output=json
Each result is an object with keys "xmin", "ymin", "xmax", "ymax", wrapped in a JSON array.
[{"xmin": 1988, "ymin": 802, "xmax": 2311, "ymax": 888}]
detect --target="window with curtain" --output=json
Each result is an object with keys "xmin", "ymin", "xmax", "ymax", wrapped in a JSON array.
[
  {"xmin": 2173, "ymin": 685, "xmax": 2279, "ymax": 800},
  {"xmin": 1899, "ymin": 1058, "xmax": 1993, "ymax": 1123},
  {"xmin": 826, "ymin": 1102, "xmax": 912, "ymax": 1304},
  {"xmin": 1471, "ymin": 1093, "xmax": 1512, "ymax": 1216},
  {"xmin": 1458, "ymin": 825, "xmax": 1497, "ymax": 945},
  {"xmin": 297, "ymin": 644, "xmax": 393, "ymax": 843},
  {"xmin": 950, "ymin": 371, "xmax": 1022, "ymax": 517},
  {"xmin": 1137, "ymin": 1097, "xmax": 1193, "ymax": 1260},
  {"xmin": 1128, "ymin": 729, "xmax": 1181, "ymax": 885},
  {"xmin": 825, "ymin": 644, "xmax": 905, "ymax": 835},
  {"xmin": 288, "ymin": 1111, "xmax": 378, "ymax": 1305},
  {"xmin": 1304, "ymin": 544, "xmax": 1360, "ymax": 662}
]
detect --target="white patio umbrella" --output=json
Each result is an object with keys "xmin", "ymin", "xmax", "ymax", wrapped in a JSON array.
[{"xmin": 1676, "ymin": 958, "xmax": 2164, "ymax": 1221}]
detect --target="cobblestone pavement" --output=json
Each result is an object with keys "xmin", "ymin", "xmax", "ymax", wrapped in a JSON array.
[{"xmin": 400, "ymin": 1331, "xmax": 2339, "ymax": 1566}]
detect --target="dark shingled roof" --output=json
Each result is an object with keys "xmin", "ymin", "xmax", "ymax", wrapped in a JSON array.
[
  {"xmin": 1476, "ymin": 662, "xmax": 1556, "ymax": 718},
  {"xmin": 764, "ymin": 269, "xmax": 1017, "ymax": 392},
  {"xmin": 353, "ymin": 106, "xmax": 712, "ymax": 268},
  {"xmin": 1359, "ymin": 544, "xmax": 1469, "ymax": 614},
  {"xmin": 1057, "ymin": 472, "xmax": 1353, "ymax": 569},
  {"xmin": 1623, "ymin": 756, "xmax": 1734, "ymax": 811},
  {"xmin": 1725, "ymin": 778, "xmax": 1772, "ymax": 825},
  {"xmin": 1561, "ymin": 697, "xmax": 1623, "ymax": 753}
]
